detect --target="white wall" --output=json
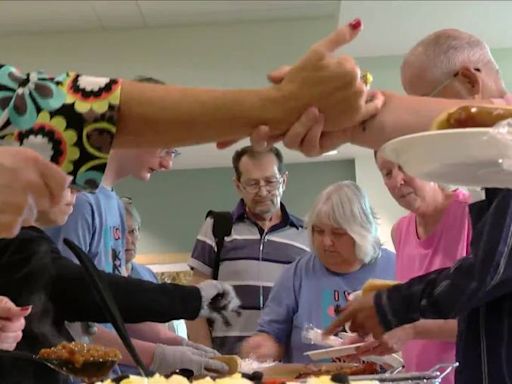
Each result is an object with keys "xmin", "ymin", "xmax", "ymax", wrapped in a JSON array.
[
  {"xmin": 0, "ymin": 16, "xmax": 336, "ymax": 88},
  {"xmin": 354, "ymin": 151, "xmax": 407, "ymax": 251}
]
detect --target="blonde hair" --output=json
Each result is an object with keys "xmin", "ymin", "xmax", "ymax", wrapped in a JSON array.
[{"xmin": 306, "ymin": 181, "xmax": 381, "ymax": 263}]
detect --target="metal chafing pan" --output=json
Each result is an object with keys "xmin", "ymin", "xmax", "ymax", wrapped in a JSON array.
[{"xmin": 349, "ymin": 363, "xmax": 458, "ymax": 383}]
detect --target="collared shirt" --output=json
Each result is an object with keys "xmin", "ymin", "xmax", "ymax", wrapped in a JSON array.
[
  {"xmin": 189, "ymin": 199, "xmax": 311, "ymax": 355},
  {"xmin": 374, "ymin": 189, "xmax": 512, "ymax": 384}
]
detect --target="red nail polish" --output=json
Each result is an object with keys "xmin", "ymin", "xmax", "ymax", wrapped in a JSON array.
[{"xmin": 349, "ymin": 18, "xmax": 362, "ymax": 30}]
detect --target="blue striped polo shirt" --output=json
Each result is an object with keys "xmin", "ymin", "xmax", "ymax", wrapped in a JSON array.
[{"xmin": 189, "ymin": 200, "xmax": 311, "ymax": 354}]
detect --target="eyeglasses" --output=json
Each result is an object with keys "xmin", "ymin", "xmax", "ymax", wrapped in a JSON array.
[
  {"xmin": 427, "ymin": 67, "xmax": 481, "ymax": 97},
  {"xmin": 158, "ymin": 148, "xmax": 181, "ymax": 159},
  {"xmin": 240, "ymin": 176, "xmax": 283, "ymax": 194}
]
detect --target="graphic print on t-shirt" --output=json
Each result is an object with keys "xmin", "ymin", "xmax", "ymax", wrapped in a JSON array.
[
  {"xmin": 322, "ymin": 288, "xmax": 352, "ymax": 332},
  {"xmin": 102, "ymin": 225, "xmax": 124, "ymax": 275}
]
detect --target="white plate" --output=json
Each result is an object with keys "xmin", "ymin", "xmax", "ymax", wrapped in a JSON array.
[
  {"xmin": 304, "ymin": 345, "xmax": 403, "ymax": 369},
  {"xmin": 304, "ymin": 343, "xmax": 366, "ymax": 360},
  {"xmin": 379, "ymin": 128, "xmax": 512, "ymax": 188}
]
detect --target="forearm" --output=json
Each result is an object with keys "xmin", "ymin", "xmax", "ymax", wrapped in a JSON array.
[
  {"xmin": 351, "ymin": 92, "xmax": 491, "ymax": 149},
  {"xmin": 116, "ymin": 82, "xmax": 285, "ymax": 148},
  {"xmin": 186, "ymin": 318, "xmax": 212, "ymax": 348},
  {"xmin": 93, "ymin": 326, "xmax": 155, "ymax": 367},
  {"xmin": 52, "ymin": 257, "xmax": 202, "ymax": 322},
  {"xmin": 410, "ymin": 319, "xmax": 457, "ymax": 341},
  {"xmin": 126, "ymin": 322, "xmax": 184, "ymax": 345}
]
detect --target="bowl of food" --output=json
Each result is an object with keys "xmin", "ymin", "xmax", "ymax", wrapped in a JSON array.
[{"xmin": 38, "ymin": 341, "xmax": 121, "ymax": 382}]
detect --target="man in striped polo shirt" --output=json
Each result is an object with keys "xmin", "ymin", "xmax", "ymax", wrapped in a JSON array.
[{"xmin": 188, "ymin": 146, "xmax": 311, "ymax": 355}]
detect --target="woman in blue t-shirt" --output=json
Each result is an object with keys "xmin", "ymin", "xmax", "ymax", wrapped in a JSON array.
[{"xmin": 240, "ymin": 180, "xmax": 395, "ymax": 363}]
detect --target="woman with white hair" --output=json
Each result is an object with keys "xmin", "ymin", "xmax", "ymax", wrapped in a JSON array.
[
  {"xmin": 120, "ymin": 197, "xmax": 189, "ymax": 338},
  {"xmin": 240, "ymin": 181, "xmax": 395, "ymax": 362}
]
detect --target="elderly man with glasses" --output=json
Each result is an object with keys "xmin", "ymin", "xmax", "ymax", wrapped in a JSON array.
[
  {"xmin": 343, "ymin": 29, "xmax": 506, "ymax": 383},
  {"xmin": 188, "ymin": 145, "xmax": 311, "ymax": 355},
  {"xmin": 324, "ymin": 29, "xmax": 512, "ymax": 384}
]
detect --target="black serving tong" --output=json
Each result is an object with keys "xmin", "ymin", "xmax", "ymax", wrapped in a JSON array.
[{"xmin": 63, "ymin": 238, "xmax": 150, "ymax": 377}]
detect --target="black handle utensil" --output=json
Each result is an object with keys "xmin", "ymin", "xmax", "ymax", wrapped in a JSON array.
[{"xmin": 64, "ymin": 238, "xmax": 150, "ymax": 377}]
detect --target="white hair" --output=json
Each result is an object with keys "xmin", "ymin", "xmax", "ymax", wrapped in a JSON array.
[
  {"xmin": 306, "ymin": 181, "xmax": 382, "ymax": 264},
  {"xmin": 121, "ymin": 197, "xmax": 142, "ymax": 230},
  {"xmin": 401, "ymin": 29, "xmax": 505, "ymax": 95}
]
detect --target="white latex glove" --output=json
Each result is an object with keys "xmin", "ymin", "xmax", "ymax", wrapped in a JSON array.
[
  {"xmin": 182, "ymin": 339, "xmax": 220, "ymax": 357},
  {"xmin": 150, "ymin": 344, "xmax": 228, "ymax": 376},
  {"xmin": 197, "ymin": 280, "xmax": 241, "ymax": 324}
]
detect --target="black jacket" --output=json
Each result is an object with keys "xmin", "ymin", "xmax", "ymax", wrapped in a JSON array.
[
  {"xmin": 0, "ymin": 226, "xmax": 201, "ymax": 384},
  {"xmin": 375, "ymin": 189, "xmax": 512, "ymax": 384}
]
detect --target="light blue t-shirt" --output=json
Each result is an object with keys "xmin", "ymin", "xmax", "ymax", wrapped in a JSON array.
[
  {"xmin": 257, "ymin": 249, "xmax": 396, "ymax": 363},
  {"xmin": 46, "ymin": 185, "xmax": 126, "ymax": 275},
  {"xmin": 131, "ymin": 262, "xmax": 159, "ymax": 282}
]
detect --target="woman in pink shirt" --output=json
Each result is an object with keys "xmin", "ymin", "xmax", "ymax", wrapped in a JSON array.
[{"xmin": 367, "ymin": 151, "xmax": 472, "ymax": 383}]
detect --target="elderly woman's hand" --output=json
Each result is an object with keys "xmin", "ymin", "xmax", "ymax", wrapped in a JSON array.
[
  {"xmin": 240, "ymin": 332, "xmax": 282, "ymax": 362},
  {"xmin": 0, "ymin": 296, "xmax": 31, "ymax": 350}
]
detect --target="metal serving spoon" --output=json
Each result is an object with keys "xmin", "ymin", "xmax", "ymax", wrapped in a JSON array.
[{"xmin": 0, "ymin": 349, "xmax": 117, "ymax": 383}]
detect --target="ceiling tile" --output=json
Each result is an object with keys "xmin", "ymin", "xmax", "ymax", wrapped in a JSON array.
[
  {"xmin": 0, "ymin": 0, "xmax": 101, "ymax": 35},
  {"xmin": 91, "ymin": 1, "xmax": 145, "ymax": 29},
  {"xmin": 339, "ymin": 0, "xmax": 512, "ymax": 57},
  {"xmin": 138, "ymin": 0, "xmax": 338, "ymax": 27}
]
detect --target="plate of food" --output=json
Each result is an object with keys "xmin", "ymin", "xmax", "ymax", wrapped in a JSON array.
[
  {"xmin": 261, "ymin": 361, "xmax": 380, "ymax": 381},
  {"xmin": 304, "ymin": 344, "xmax": 366, "ymax": 361},
  {"xmin": 379, "ymin": 105, "xmax": 512, "ymax": 188}
]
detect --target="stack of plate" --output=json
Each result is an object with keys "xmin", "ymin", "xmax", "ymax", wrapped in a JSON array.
[{"xmin": 379, "ymin": 128, "xmax": 512, "ymax": 188}]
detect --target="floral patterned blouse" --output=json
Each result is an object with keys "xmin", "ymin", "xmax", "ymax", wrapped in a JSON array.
[{"xmin": 0, "ymin": 64, "xmax": 122, "ymax": 191}]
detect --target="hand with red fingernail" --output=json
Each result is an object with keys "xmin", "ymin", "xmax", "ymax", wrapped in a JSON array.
[
  {"xmin": 0, "ymin": 296, "xmax": 31, "ymax": 351},
  {"xmin": 349, "ymin": 18, "xmax": 362, "ymax": 31},
  {"xmin": 216, "ymin": 17, "xmax": 383, "ymax": 155}
]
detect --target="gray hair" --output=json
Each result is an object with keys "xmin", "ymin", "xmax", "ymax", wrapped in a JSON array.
[
  {"xmin": 401, "ymin": 28, "xmax": 505, "ymax": 95},
  {"xmin": 121, "ymin": 197, "xmax": 142, "ymax": 230},
  {"xmin": 306, "ymin": 181, "xmax": 381, "ymax": 263}
]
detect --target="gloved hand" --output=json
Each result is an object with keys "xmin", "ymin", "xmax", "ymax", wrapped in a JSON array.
[
  {"xmin": 197, "ymin": 280, "xmax": 241, "ymax": 324},
  {"xmin": 182, "ymin": 339, "xmax": 220, "ymax": 357},
  {"xmin": 150, "ymin": 344, "xmax": 228, "ymax": 376}
]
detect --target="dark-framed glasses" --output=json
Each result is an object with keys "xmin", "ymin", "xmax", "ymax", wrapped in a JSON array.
[{"xmin": 241, "ymin": 176, "xmax": 284, "ymax": 193}]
